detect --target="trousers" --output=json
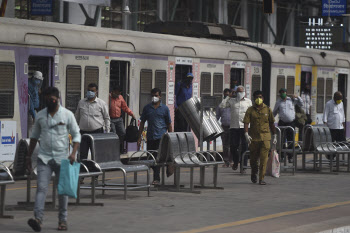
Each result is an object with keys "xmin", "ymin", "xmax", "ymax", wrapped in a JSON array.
[
  {"xmin": 34, "ymin": 159, "xmax": 68, "ymax": 223},
  {"xmin": 230, "ymin": 128, "xmax": 248, "ymax": 166},
  {"xmin": 249, "ymin": 141, "xmax": 270, "ymax": 182},
  {"xmin": 221, "ymin": 126, "xmax": 231, "ymax": 164},
  {"xmin": 147, "ymin": 139, "xmax": 161, "ymax": 181},
  {"xmin": 110, "ymin": 117, "xmax": 126, "ymax": 153}
]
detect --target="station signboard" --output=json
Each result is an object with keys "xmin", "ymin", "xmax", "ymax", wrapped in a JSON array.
[
  {"xmin": 322, "ymin": 0, "xmax": 347, "ymax": 17},
  {"xmin": 31, "ymin": 0, "xmax": 53, "ymax": 16}
]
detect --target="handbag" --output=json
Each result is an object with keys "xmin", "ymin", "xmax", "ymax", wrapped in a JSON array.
[
  {"xmin": 58, "ymin": 159, "xmax": 80, "ymax": 198},
  {"xmin": 125, "ymin": 118, "xmax": 139, "ymax": 142},
  {"xmin": 266, "ymin": 146, "xmax": 280, "ymax": 178}
]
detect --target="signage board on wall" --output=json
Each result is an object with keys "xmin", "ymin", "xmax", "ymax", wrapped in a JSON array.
[
  {"xmin": 322, "ymin": 0, "xmax": 347, "ymax": 17},
  {"xmin": 0, "ymin": 121, "xmax": 17, "ymax": 161},
  {"xmin": 31, "ymin": 0, "xmax": 53, "ymax": 16},
  {"xmin": 176, "ymin": 57, "xmax": 193, "ymax": 65}
]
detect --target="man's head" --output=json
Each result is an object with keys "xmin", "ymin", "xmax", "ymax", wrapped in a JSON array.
[
  {"xmin": 43, "ymin": 86, "xmax": 60, "ymax": 112},
  {"xmin": 184, "ymin": 73, "xmax": 193, "ymax": 86},
  {"xmin": 232, "ymin": 80, "xmax": 238, "ymax": 87},
  {"xmin": 32, "ymin": 71, "xmax": 43, "ymax": 88},
  {"xmin": 151, "ymin": 88, "xmax": 161, "ymax": 104},
  {"xmin": 334, "ymin": 91, "xmax": 343, "ymax": 104},
  {"xmin": 236, "ymin": 86, "xmax": 245, "ymax": 100},
  {"xmin": 253, "ymin": 90, "xmax": 264, "ymax": 106},
  {"xmin": 279, "ymin": 88, "xmax": 287, "ymax": 100},
  {"xmin": 223, "ymin": 88, "xmax": 231, "ymax": 98},
  {"xmin": 87, "ymin": 83, "xmax": 98, "ymax": 100},
  {"xmin": 112, "ymin": 86, "xmax": 121, "ymax": 98},
  {"xmin": 304, "ymin": 84, "xmax": 311, "ymax": 92}
]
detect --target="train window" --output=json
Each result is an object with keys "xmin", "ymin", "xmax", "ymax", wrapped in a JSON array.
[
  {"xmin": 66, "ymin": 66, "xmax": 82, "ymax": 113},
  {"xmin": 276, "ymin": 75, "xmax": 285, "ymax": 100},
  {"xmin": 213, "ymin": 73, "xmax": 223, "ymax": 105},
  {"xmin": 230, "ymin": 68, "xmax": 244, "ymax": 89},
  {"xmin": 0, "ymin": 63, "xmax": 15, "ymax": 118},
  {"xmin": 155, "ymin": 70, "xmax": 167, "ymax": 105},
  {"xmin": 140, "ymin": 69, "xmax": 152, "ymax": 115},
  {"xmin": 325, "ymin": 78, "xmax": 333, "ymax": 104},
  {"xmin": 317, "ymin": 78, "xmax": 325, "ymax": 113},
  {"xmin": 200, "ymin": 72, "xmax": 211, "ymax": 97},
  {"xmin": 84, "ymin": 66, "xmax": 99, "ymax": 95},
  {"xmin": 287, "ymin": 76, "xmax": 295, "ymax": 95},
  {"xmin": 251, "ymin": 75, "xmax": 261, "ymax": 98}
]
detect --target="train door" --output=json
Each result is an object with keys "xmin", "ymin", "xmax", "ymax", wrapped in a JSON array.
[
  {"xmin": 109, "ymin": 60, "xmax": 130, "ymax": 124},
  {"xmin": 27, "ymin": 56, "xmax": 53, "ymax": 137},
  {"xmin": 338, "ymin": 74, "xmax": 348, "ymax": 129},
  {"xmin": 230, "ymin": 68, "xmax": 244, "ymax": 89},
  {"xmin": 300, "ymin": 71, "xmax": 312, "ymax": 93},
  {"xmin": 174, "ymin": 64, "xmax": 192, "ymax": 131}
]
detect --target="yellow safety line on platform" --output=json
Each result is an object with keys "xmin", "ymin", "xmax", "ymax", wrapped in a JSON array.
[{"xmin": 181, "ymin": 200, "xmax": 350, "ymax": 233}]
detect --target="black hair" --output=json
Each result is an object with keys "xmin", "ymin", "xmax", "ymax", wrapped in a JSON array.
[
  {"xmin": 112, "ymin": 86, "xmax": 121, "ymax": 92},
  {"xmin": 253, "ymin": 90, "xmax": 263, "ymax": 98},
  {"xmin": 151, "ymin": 88, "xmax": 161, "ymax": 95},
  {"xmin": 224, "ymin": 88, "xmax": 231, "ymax": 93},
  {"xmin": 43, "ymin": 86, "xmax": 60, "ymax": 98},
  {"xmin": 88, "ymin": 83, "xmax": 98, "ymax": 90}
]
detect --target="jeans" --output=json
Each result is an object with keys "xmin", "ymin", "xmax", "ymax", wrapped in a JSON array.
[
  {"xmin": 147, "ymin": 139, "xmax": 161, "ymax": 181},
  {"xmin": 34, "ymin": 159, "xmax": 68, "ymax": 223},
  {"xmin": 110, "ymin": 118, "xmax": 126, "ymax": 152},
  {"xmin": 221, "ymin": 126, "xmax": 231, "ymax": 164},
  {"xmin": 230, "ymin": 128, "xmax": 248, "ymax": 166}
]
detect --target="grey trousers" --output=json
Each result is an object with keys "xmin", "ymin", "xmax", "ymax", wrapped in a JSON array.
[
  {"xmin": 34, "ymin": 159, "xmax": 68, "ymax": 223},
  {"xmin": 111, "ymin": 118, "xmax": 126, "ymax": 152}
]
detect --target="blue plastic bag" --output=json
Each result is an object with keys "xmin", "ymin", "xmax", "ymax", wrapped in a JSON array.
[{"xmin": 58, "ymin": 159, "xmax": 80, "ymax": 198}]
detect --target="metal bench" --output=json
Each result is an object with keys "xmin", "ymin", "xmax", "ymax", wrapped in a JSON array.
[
  {"xmin": 79, "ymin": 133, "xmax": 150, "ymax": 200},
  {"xmin": 0, "ymin": 162, "xmax": 15, "ymax": 218}
]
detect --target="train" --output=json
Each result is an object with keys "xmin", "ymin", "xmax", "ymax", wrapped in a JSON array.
[{"xmin": 0, "ymin": 17, "xmax": 349, "ymax": 161}]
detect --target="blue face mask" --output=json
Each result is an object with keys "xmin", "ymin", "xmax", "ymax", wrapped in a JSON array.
[
  {"xmin": 34, "ymin": 79, "xmax": 42, "ymax": 87},
  {"xmin": 86, "ymin": 91, "xmax": 96, "ymax": 99}
]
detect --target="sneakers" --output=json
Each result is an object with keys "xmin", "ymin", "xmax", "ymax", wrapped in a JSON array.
[
  {"xmin": 259, "ymin": 180, "xmax": 266, "ymax": 185},
  {"xmin": 232, "ymin": 163, "xmax": 238, "ymax": 171},
  {"xmin": 251, "ymin": 174, "xmax": 257, "ymax": 183}
]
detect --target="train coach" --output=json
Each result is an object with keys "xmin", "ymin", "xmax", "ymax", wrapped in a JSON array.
[{"xmin": 0, "ymin": 17, "xmax": 349, "ymax": 161}]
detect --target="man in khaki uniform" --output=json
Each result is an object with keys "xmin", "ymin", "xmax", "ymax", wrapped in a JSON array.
[{"xmin": 243, "ymin": 90, "xmax": 277, "ymax": 185}]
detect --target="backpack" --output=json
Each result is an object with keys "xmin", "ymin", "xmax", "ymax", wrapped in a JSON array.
[
  {"xmin": 125, "ymin": 118, "xmax": 139, "ymax": 142},
  {"xmin": 294, "ymin": 104, "xmax": 307, "ymax": 128}
]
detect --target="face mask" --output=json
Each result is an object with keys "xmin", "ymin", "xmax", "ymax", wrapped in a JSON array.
[
  {"xmin": 46, "ymin": 98, "xmax": 58, "ymax": 112},
  {"xmin": 336, "ymin": 100, "xmax": 342, "ymax": 105},
  {"xmin": 86, "ymin": 91, "xmax": 96, "ymax": 100},
  {"xmin": 152, "ymin": 96, "xmax": 160, "ymax": 104},
  {"xmin": 280, "ymin": 93, "xmax": 287, "ymax": 99},
  {"xmin": 236, "ymin": 92, "xmax": 245, "ymax": 100},
  {"xmin": 255, "ymin": 98, "xmax": 263, "ymax": 106},
  {"xmin": 35, "ymin": 79, "xmax": 41, "ymax": 86}
]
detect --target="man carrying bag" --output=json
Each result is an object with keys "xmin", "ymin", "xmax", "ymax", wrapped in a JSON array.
[{"xmin": 26, "ymin": 87, "xmax": 81, "ymax": 232}]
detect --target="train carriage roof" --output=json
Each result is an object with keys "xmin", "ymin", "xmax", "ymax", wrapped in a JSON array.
[
  {"xmin": 246, "ymin": 42, "xmax": 350, "ymax": 68},
  {"xmin": 0, "ymin": 18, "xmax": 261, "ymax": 63}
]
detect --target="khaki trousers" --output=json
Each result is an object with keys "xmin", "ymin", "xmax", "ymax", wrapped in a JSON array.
[{"xmin": 249, "ymin": 140, "xmax": 270, "ymax": 181}]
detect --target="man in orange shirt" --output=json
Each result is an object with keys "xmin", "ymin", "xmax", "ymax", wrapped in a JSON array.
[{"xmin": 109, "ymin": 86, "xmax": 136, "ymax": 153}]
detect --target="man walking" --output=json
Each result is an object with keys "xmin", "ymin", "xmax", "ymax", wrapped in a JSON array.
[
  {"xmin": 299, "ymin": 84, "xmax": 312, "ymax": 140},
  {"xmin": 109, "ymin": 86, "xmax": 136, "ymax": 153},
  {"xmin": 175, "ymin": 73, "xmax": 193, "ymax": 132},
  {"xmin": 137, "ymin": 88, "xmax": 172, "ymax": 185},
  {"xmin": 220, "ymin": 86, "xmax": 252, "ymax": 171},
  {"xmin": 28, "ymin": 71, "xmax": 44, "ymax": 121},
  {"xmin": 216, "ymin": 89, "xmax": 232, "ymax": 167},
  {"xmin": 323, "ymin": 91, "xmax": 346, "ymax": 143},
  {"xmin": 26, "ymin": 87, "xmax": 81, "ymax": 231},
  {"xmin": 273, "ymin": 88, "xmax": 303, "ymax": 163},
  {"xmin": 243, "ymin": 90, "xmax": 277, "ymax": 185}
]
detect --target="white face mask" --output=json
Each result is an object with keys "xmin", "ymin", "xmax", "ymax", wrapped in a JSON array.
[
  {"xmin": 237, "ymin": 92, "xmax": 245, "ymax": 100},
  {"xmin": 152, "ymin": 96, "xmax": 160, "ymax": 103}
]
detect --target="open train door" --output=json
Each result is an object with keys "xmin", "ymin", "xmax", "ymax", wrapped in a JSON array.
[{"xmin": 27, "ymin": 56, "xmax": 53, "ymax": 137}]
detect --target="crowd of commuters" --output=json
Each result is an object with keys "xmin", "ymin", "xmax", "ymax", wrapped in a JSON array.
[{"xmin": 25, "ymin": 73, "xmax": 347, "ymax": 231}]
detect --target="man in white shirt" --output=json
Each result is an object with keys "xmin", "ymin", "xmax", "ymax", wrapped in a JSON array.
[
  {"xmin": 220, "ymin": 86, "xmax": 252, "ymax": 171},
  {"xmin": 323, "ymin": 91, "xmax": 346, "ymax": 143}
]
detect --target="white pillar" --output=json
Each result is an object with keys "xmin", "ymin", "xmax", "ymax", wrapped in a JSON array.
[
  {"xmin": 157, "ymin": 0, "xmax": 164, "ymax": 21},
  {"xmin": 122, "ymin": 0, "xmax": 129, "ymax": 29},
  {"xmin": 4, "ymin": 0, "xmax": 14, "ymax": 18},
  {"xmin": 240, "ymin": 0, "xmax": 248, "ymax": 30},
  {"xmin": 286, "ymin": 3, "xmax": 295, "ymax": 46}
]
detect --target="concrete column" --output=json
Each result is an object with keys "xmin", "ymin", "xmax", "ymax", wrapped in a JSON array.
[
  {"xmin": 122, "ymin": 0, "xmax": 129, "ymax": 29},
  {"xmin": 286, "ymin": 3, "xmax": 295, "ymax": 46},
  {"xmin": 157, "ymin": 0, "xmax": 164, "ymax": 21},
  {"xmin": 194, "ymin": 0, "xmax": 203, "ymax": 21},
  {"xmin": 4, "ymin": 0, "xmax": 14, "ymax": 18},
  {"xmin": 240, "ymin": 0, "xmax": 248, "ymax": 30},
  {"xmin": 266, "ymin": 2, "xmax": 277, "ymax": 44}
]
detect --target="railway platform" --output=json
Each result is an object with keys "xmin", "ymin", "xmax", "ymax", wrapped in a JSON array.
[{"xmin": 1, "ymin": 157, "xmax": 350, "ymax": 233}]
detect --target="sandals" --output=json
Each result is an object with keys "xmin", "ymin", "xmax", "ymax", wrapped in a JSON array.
[
  {"xmin": 28, "ymin": 218, "xmax": 42, "ymax": 232},
  {"xmin": 58, "ymin": 221, "xmax": 68, "ymax": 231}
]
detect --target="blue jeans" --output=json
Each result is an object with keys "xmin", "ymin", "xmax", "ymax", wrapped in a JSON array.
[{"xmin": 34, "ymin": 159, "xmax": 68, "ymax": 223}]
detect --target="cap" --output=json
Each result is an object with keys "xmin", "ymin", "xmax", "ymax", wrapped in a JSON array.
[
  {"xmin": 186, "ymin": 73, "xmax": 194, "ymax": 78},
  {"xmin": 33, "ymin": 71, "xmax": 43, "ymax": 80},
  {"xmin": 279, "ymin": 88, "xmax": 287, "ymax": 93}
]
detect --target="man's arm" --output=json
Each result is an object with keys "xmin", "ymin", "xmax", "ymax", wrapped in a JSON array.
[
  {"xmin": 68, "ymin": 112, "xmax": 81, "ymax": 163},
  {"xmin": 295, "ymin": 96, "xmax": 304, "ymax": 107},
  {"xmin": 272, "ymin": 102, "xmax": 279, "ymax": 117},
  {"xmin": 167, "ymin": 123, "xmax": 173, "ymax": 132},
  {"xmin": 323, "ymin": 102, "xmax": 329, "ymax": 125},
  {"xmin": 101, "ymin": 101, "xmax": 111, "ymax": 133},
  {"xmin": 244, "ymin": 123, "xmax": 249, "ymax": 133},
  {"xmin": 26, "ymin": 138, "xmax": 38, "ymax": 174},
  {"xmin": 75, "ymin": 101, "xmax": 81, "ymax": 123},
  {"xmin": 121, "ymin": 97, "xmax": 136, "ymax": 118}
]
